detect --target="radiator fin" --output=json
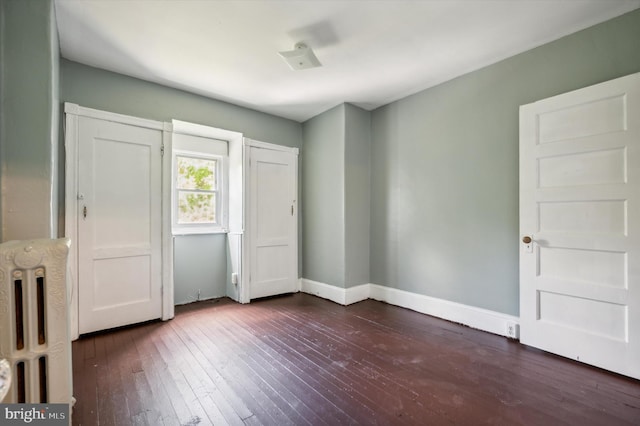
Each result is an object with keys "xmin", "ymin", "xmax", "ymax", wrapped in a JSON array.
[
  {"xmin": 39, "ymin": 356, "xmax": 48, "ymax": 403},
  {"xmin": 16, "ymin": 361, "xmax": 26, "ymax": 403},
  {"xmin": 14, "ymin": 275, "xmax": 24, "ymax": 351},
  {"xmin": 36, "ymin": 271, "xmax": 46, "ymax": 345}
]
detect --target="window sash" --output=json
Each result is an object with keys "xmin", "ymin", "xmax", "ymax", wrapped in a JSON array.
[{"xmin": 172, "ymin": 151, "xmax": 225, "ymax": 232}]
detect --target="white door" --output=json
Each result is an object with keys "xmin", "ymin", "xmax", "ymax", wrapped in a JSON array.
[
  {"xmin": 519, "ymin": 72, "xmax": 640, "ymax": 379},
  {"xmin": 247, "ymin": 144, "xmax": 298, "ymax": 300},
  {"xmin": 77, "ymin": 116, "xmax": 163, "ymax": 334}
]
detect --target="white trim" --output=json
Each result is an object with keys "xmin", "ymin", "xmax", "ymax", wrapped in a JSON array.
[
  {"xmin": 300, "ymin": 279, "xmax": 349, "ymax": 305},
  {"xmin": 174, "ymin": 295, "xmax": 221, "ymax": 306},
  {"xmin": 64, "ymin": 103, "xmax": 174, "ymax": 338},
  {"xmin": 172, "ymin": 119, "xmax": 242, "ymax": 141},
  {"xmin": 299, "ymin": 279, "xmax": 519, "ymax": 338},
  {"xmin": 244, "ymin": 138, "xmax": 299, "ymax": 154},
  {"xmin": 368, "ymin": 284, "xmax": 519, "ymax": 338},
  {"xmin": 161, "ymin": 126, "xmax": 175, "ymax": 321},
  {"xmin": 239, "ymin": 143, "xmax": 250, "ymax": 303},
  {"xmin": 300, "ymin": 279, "xmax": 369, "ymax": 306},
  {"xmin": 170, "ymin": 119, "xmax": 245, "ymax": 303},
  {"xmin": 345, "ymin": 283, "xmax": 371, "ymax": 305},
  {"xmin": 64, "ymin": 108, "xmax": 80, "ymax": 340},
  {"xmin": 64, "ymin": 103, "xmax": 165, "ymax": 130}
]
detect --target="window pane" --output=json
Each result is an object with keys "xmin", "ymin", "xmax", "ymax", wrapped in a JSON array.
[
  {"xmin": 176, "ymin": 156, "xmax": 216, "ymax": 190},
  {"xmin": 177, "ymin": 191, "xmax": 216, "ymax": 224}
]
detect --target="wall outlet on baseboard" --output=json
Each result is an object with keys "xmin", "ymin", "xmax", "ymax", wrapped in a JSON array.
[
  {"xmin": 506, "ymin": 321, "xmax": 519, "ymax": 339},
  {"xmin": 231, "ymin": 272, "xmax": 238, "ymax": 285}
]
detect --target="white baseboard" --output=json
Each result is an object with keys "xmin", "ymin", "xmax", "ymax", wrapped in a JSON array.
[
  {"xmin": 300, "ymin": 279, "xmax": 369, "ymax": 305},
  {"xmin": 345, "ymin": 283, "xmax": 371, "ymax": 305},
  {"xmin": 174, "ymin": 295, "xmax": 222, "ymax": 306},
  {"xmin": 368, "ymin": 284, "xmax": 519, "ymax": 338},
  {"xmin": 299, "ymin": 279, "xmax": 519, "ymax": 338}
]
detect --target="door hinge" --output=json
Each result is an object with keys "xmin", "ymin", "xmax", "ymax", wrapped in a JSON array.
[{"xmin": 161, "ymin": 145, "xmax": 165, "ymax": 156}]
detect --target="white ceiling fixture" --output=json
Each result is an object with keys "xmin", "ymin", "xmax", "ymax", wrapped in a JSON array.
[
  {"xmin": 54, "ymin": 0, "xmax": 640, "ymax": 122},
  {"xmin": 279, "ymin": 42, "xmax": 322, "ymax": 71}
]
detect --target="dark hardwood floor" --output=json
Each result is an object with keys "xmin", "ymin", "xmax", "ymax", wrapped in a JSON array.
[{"xmin": 71, "ymin": 293, "xmax": 640, "ymax": 425}]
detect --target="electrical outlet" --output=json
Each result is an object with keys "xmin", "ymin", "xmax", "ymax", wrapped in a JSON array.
[
  {"xmin": 231, "ymin": 272, "xmax": 238, "ymax": 285},
  {"xmin": 506, "ymin": 321, "xmax": 519, "ymax": 339}
]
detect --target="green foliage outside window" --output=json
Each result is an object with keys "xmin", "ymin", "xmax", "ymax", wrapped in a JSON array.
[{"xmin": 176, "ymin": 156, "xmax": 217, "ymax": 224}]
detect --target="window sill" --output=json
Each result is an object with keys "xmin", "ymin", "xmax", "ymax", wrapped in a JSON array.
[{"xmin": 172, "ymin": 228, "xmax": 228, "ymax": 236}]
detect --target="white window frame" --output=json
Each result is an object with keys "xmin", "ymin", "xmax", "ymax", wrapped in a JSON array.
[
  {"xmin": 171, "ymin": 121, "xmax": 232, "ymax": 235},
  {"xmin": 172, "ymin": 149, "xmax": 227, "ymax": 234},
  {"xmin": 171, "ymin": 119, "xmax": 245, "ymax": 302}
]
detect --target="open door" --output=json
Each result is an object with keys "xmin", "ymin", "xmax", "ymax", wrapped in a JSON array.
[{"xmin": 519, "ymin": 73, "xmax": 640, "ymax": 379}]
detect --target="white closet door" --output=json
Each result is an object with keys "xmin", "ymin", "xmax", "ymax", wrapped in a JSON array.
[
  {"xmin": 519, "ymin": 72, "xmax": 640, "ymax": 379},
  {"xmin": 247, "ymin": 144, "xmax": 298, "ymax": 300},
  {"xmin": 77, "ymin": 116, "xmax": 163, "ymax": 334}
]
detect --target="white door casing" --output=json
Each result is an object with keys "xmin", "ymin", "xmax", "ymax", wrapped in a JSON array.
[
  {"xmin": 65, "ymin": 104, "xmax": 174, "ymax": 339},
  {"xmin": 171, "ymin": 119, "xmax": 244, "ymax": 303},
  {"xmin": 519, "ymin": 73, "xmax": 640, "ymax": 379},
  {"xmin": 244, "ymin": 140, "xmax": 298, "ymax": 300}
]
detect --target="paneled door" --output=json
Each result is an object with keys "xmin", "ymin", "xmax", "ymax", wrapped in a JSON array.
[
  {"xmin": 519, "ymin": 73, "xmax": 640, "ymax": 379},
  {"xmin": 246, "ymin": 142, "xmax": 298, "ymax": 300},
  {"xmin": 77, "ymin": 116, "xmax": 163, "ymax": 334}
]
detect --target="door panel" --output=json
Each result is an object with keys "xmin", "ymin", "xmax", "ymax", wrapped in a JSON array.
[
  {"xmin": 519, "ymin": 72, "xmax": 640, "ymax": 379},
  {"xmin": 78, "ymin": 117, "xmax": 162, "ymax": 334},
  {"xmin": 248, "ymin": 146, "xmax": 298, "ymax": 300}
]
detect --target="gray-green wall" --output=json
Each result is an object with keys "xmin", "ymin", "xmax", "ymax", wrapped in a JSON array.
[
  {"xmin": 0, "ymin": 0, "xmax": 59, "ymax": 242},
  {"xmin": 60, "ymin": 59, "xmax": 302, "ymax": 304},
  {"xmin": 301, "ymin": 103, "xmax": 371, "ymax": 288},
  {"xmin": 302, "ymin": 105, "xmax": 346, "ymax": 287},
  {"xmin": 344, "ymin": 104, "xmax": 371, "ymax": 287},
  {"xmin": 173, "ymin": 235, "xmax": 227, "ymax": 304},
  {"xmin": 61, "ymin": 61, "xmax": 302, "ymax": 148},
  {"xmin": 370, "ymin": 8, "xmax": 640, "ymax": 316}
]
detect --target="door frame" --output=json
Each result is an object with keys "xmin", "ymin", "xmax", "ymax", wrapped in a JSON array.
[
  {"xmin": 64, "ymin": 103, "xmax": 174, "ymax": 340},
  {"xmin": 241, "ymin": 138, "xmax": 299, "ymax": 303}
]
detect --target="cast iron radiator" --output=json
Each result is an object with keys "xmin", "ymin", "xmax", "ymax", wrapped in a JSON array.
[{"xmin": 0, "ymin": 238, "xmax": 72, "ymax": 404}]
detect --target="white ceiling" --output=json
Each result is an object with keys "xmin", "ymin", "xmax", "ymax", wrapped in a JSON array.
[{"xmin": 54, "ymin": 0, "xmax": 640, "ymax": 122}]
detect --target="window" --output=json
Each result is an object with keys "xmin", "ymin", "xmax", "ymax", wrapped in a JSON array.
[
  {"xmin": 172, "ymin": 130, "xmax": 229, "ymax": 234},
  {"xmin": 175, "ymin": 153, "xmax": 220, "ymax": 225}
]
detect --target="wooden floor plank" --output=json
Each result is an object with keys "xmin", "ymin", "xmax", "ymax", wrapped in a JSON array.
[
  {"xmin": 79, "ymin": 338, "xmax": 98, "ymax": 425},
  {"xmin": 226, "ymin": 302, "xmax": 418, "ymax": 424},
  {"xmin": 102, "ymin": 333, "xmax": 131, "ymax": 425},
  {"xmin": 193, "ymin": 310, "xmax": 329, "ymax": 425},
  {"xmin": 169, "ymin": 313, "xmax": 295, "ymax": 425},
  {"xmin": 112, "ymin": 328, "xmax": 149, "ymax": 426},
  {"xmin": 151, "ymin": 327, "xmax": 217, "ymax": 425},
  {"xmin": 258, "ymin": 300, "xmax": 456, "ymax": 422},
  {"xmin": 72, "ymin": 293, "xmax": 640, "ymax": 426},
  {"xmin": 70, "ymin": 335, "xmax": 85, "ymax": 426},
  {"xmin": 169, "ymin": 320, "xmax": 276, "ymax": 425},
  {"xmin": 93, "ymin": 334, "xmax": 115, "ymax": 426},
  {"xmin": 128, "ymin": 325, "xmax": 181, "ymax": 426},
  {"xmin": 160, "ymin": 327, "xmax": 232, "ymax": 426}
]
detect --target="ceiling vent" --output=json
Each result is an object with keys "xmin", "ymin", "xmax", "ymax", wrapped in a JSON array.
[{"xmin": 278, "ymin": 42, "xmax": 321, "ymax": 70}]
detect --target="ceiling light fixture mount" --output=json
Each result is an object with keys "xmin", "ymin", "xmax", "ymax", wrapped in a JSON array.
[{"xmin": 278, "ymin": 42, "xmax": 322, "ymax": 70}]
